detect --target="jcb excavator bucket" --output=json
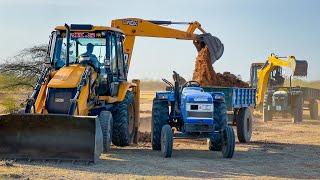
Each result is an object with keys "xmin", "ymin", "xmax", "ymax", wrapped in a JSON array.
[
  {"xmin": 194, "ymin": 33, "xmax": 224, "ymax": 64},
  {"xmin": 0, "ymin": 114, "xmax": 103, "ymax": 163},
  {"xmin": 294, "ymin": 60, "xmax": 308, "ymax": 76}
]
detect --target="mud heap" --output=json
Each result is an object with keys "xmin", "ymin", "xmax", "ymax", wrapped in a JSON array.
[{"xmin": 192, "ymin": 47, "xmax": 249, "ymax": 88}]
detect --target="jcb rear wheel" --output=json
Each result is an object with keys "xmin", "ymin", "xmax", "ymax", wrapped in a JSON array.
[{"xmin": 111, "ymin": 91, "xmax": 136, "ymax": 146}]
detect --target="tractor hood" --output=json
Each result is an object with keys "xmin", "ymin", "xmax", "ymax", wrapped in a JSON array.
[
  {"xmin": 48, "ymin": 64, "xmax": 85, "ymax": 88},
  {"xmin": 181, "ymin": 87, "xmax": 213, "ymax": 103}
]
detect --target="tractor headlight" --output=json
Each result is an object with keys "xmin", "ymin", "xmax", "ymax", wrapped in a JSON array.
[{"xmin": 199, "ymin": 104, "xmax": 213, "ymax": 111}]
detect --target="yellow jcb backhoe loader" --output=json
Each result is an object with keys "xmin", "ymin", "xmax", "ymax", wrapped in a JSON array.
[
  {"xmin": 250, "ymin": 54, "xmax": 319, "ymax": 123},
  {"xmin": 0, "ymin": 18, "xmax": 223, "ymax": 163},
  {"xmin": 0, "ymin": 24, "xmax": 141, "ymax": 163}
]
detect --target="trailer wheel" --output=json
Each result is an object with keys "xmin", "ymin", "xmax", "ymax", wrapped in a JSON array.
[
  {"xmin": 151, "ymin": 99, "xmax": 169, "ymax": 150},
  {"xmin": 111, "ymin": 91, "xmax": 136, "ymax": 146},
  {"xmin": 292, "ymin": 94, "xmax": 303, "ymax": 123},
  {"xmin": 310, "ymin": 100, "xmax": 319, "ymax": 120},
  {"xmin": 161, "ymin": 124, "xmax": 173, "ymax": 158},
  {"xmin": 99, "ymin": 111, "xmax": 113, "ymax": 152},
  {"xmin": 263, "ymin": 93, "xmax": 273, "ymax": 122},
  {"xmin": 236, "ymin": 108, "xmax": 252, "ymax": 143},
  {"xmin": 221, "ymin": 126, "xmax": 235, "ymax": 158}
]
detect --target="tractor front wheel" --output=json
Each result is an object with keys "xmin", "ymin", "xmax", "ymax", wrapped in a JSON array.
[
  {"xmin": 161, "ymin": 124, "xmax": 173, "ymax": 158},
  {"xmin": 221, "ymin": 126, "xmax": 235, "ymax": 158},
  {"xmin": 151, "ymin": 99, "xmax": 169, "ymax": 150}
]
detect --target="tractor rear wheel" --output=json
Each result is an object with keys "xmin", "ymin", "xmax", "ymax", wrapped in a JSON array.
[
  {"xmin": 213, "ymin": 101, "xmax": 228, "ymax": 130},
  {"xmin": 99, "ymin": 111, "xmax": 113, "ymax": 152},
  {"xmin": 221, "ymin": 126, "xmax": 235, "ymax": 158},
  {"xmin": 111, "ymin": 91, "xmax": 136, "ymax": 146},
  {"xmin": 161, "ymin": 124, "xmax": 173, "ymax": 158},
  {"xmin": 151, "ymin": 99, "xmax": 169, "ymax": 150},
  {"xmin": 292, "ymin": 94, "xmax": 303, "ymax": 123},
  {"xmin": 310, "ymin": 100, "xmax": 319, "ymax": 120},
  {"xmin": 236, "ymin": 107, "xmax": 252, "ymax": 143}
]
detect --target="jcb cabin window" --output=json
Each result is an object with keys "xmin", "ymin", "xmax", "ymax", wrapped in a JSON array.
[{"xmin": 52, "ymin": 31, "xmax": 107, "ymax": 71}]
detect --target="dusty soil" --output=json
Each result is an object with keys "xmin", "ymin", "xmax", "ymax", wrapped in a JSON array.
[
  {"xmin": 192, "ymin": 47, "xmax": 249, "ymax": 87},
  {"xmin": 1, "ymin": 93, "xmax": 319, "ymax": 179}
]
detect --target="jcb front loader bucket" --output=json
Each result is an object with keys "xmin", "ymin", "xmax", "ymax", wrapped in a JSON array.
[
  {"xmin": 294, "ymin": 60, "xmax": 308, "ymax": 76},
  {"xmin": 0, "ymin": 114, "xmax": 103, "ymax": 163},
  {"xmin": 194, "ymin": 33, "xmax": 224, "ymax": 64}
]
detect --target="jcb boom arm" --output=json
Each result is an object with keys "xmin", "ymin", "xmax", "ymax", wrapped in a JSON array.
[
  {"xmin": 256, "ymin": 54, "xmax": 308, "ymax": 105},
  {"xmin": 111, "ymin": 18, "xmax": 224, "ymax": 66}
]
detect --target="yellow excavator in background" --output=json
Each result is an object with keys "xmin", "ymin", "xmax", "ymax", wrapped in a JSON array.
[
  {"xmin": 0, "ymin": 18, "xmax": 224, "ymax": 163},
  {"xmin": 250, "ymin": 54, "xmax": 320, "ymax": 123}
]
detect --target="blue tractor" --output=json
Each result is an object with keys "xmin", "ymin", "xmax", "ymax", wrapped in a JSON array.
[{"xmin": 151, "ymin": 71, "xmax": 235, "ymax": 158}]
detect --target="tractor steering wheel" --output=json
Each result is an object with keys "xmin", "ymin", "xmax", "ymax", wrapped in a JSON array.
[{"xmin": 181, "ymin": 81, "xmax": 201, "ymax": 91}]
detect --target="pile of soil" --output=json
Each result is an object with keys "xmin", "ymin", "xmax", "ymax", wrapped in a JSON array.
[{"xmin": 192, "ymin": 46, "xmax": 249, "ymax": 88}]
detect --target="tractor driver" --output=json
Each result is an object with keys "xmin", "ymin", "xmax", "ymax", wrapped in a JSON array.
[{"xmin": 80, "ymin": 43, "xmax": 100, "ymax": 70}]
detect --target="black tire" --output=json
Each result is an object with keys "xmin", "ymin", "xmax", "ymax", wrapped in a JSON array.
[
  {"xmin": 99, "ymin": 111, "xmax": 113, "ymax": 152},
  {"xmin": 207, "ymin": 136, "xmax": 222, "ymax": 151},
  {"xmin": 213, "ymin": 101, "xmax": 228, "ymax": 130},
  {"xmin": 237, "ymin": 108, "xmax": 252, "ymax": 143},
  {"xmin": 151, "ymin": 99, "xmax": 169, "ymax": 150},
  {"xmin": 221, "ymin": 126, "xmax": 235, "ymax": 158},
  {"xmin": 111, "ymin": 91, "xmax": 136, "ymax": 146},
  {"xmin": 263, "ymin": 93, "xmax": 273, "ymax": 122},
  {"xmin": 161, "ymin": 124, "xmax": 173, "ymax": 158},
  {"xmin": 292, "ymin": 94, "xmax": 303, "ymax": 123},
  {"xmin": 310, "ymin": 100, "xmax": 319, "ymax": 120}
]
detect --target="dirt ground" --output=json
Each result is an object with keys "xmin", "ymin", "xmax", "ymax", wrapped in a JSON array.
[{"xmin": 1, "ymin": 92, "xmax": 320, "ymax": 179}]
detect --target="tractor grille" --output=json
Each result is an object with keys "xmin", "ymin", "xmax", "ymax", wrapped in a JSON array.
[
  {"xmin": 185, "ymin": 124, "xmax": 214, "ymax": 132},
  {"xmin": 187, "ymin": 111, "xmax": 213, "ymax": 118}
]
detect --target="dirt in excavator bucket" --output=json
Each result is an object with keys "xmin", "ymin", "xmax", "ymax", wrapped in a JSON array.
[
  {"xmin": 0, "ymin": 114, "xmax": 103, "ymax": 163},
  {"xmin": 192, "ymin": 46, "xmax": 249, "ymax": 88},
  {"xmin": 194, "ymin": 33, "xmax": 224, "ymax": 64}
]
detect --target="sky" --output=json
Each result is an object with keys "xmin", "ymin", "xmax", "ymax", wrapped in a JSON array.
[{"xmin": 0, "ymin": 0, "xmax": 319, "ymax": 81}]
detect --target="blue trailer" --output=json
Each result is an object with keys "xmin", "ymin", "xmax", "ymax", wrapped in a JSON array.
[
  {"xmin": 151, "ymin": 72, "xmax": 256, "ymax": 158},
  {"xmin": 203, "ymin": 87, "xmax": 256, "ymax": 143}
]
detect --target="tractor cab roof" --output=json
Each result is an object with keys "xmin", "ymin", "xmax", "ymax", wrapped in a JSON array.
[{"xmin": 55, "ymin": 24, "xmax": 123, "ymax": 34}]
